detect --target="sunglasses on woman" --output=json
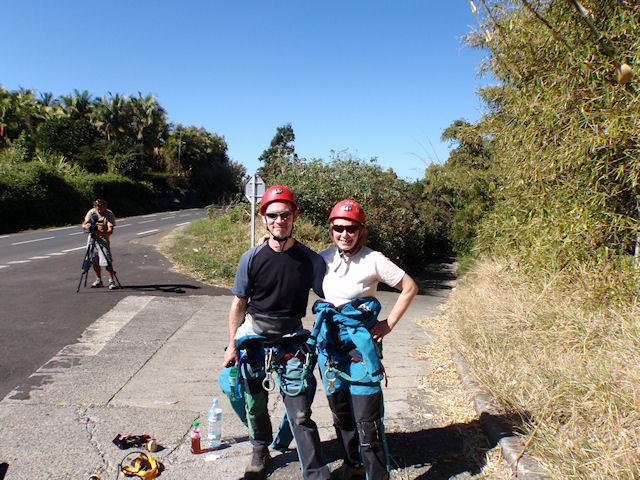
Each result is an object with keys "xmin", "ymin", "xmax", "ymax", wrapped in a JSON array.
[{"xmin": 332, "ymin": 225, "xmax": 360, "ymax": 234}]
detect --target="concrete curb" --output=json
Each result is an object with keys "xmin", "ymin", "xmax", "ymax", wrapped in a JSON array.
[{"xmin": 450, "ymin": 341, "xmax": 552, "ymax": 480}]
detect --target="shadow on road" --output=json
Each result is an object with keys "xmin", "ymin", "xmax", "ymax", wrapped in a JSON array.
[
  {"xmin": 117, "ymin": 284, "xmax": 205, "ymax": 294},
  {"xmin": 378, "ymin": 257, "xmax": 457, "ymax": 297},
  {"xmin": 268, "ymin": 413, "xmax": 522, "ymax": 480},
  {"xmin": 386, "ymin": 420, "xmax": 492, "ymax": 479},
  {"xmin": 385, "ymin": 413, "xmax": 524, "ymax": 479}
]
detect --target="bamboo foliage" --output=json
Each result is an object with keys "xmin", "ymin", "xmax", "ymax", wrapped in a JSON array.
[{"xmin": 464, "ymin": 1, "xmax": 639, "ymax": 287}]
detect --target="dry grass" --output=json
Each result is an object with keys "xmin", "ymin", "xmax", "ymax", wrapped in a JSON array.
[
  {"xmin": 415, "ymin": 309, "xmax": 478, "ymax": 425},
  {"xmin": 414, "ymin": 309, "xmax": 515, "ymax": 479},
  {"xmin": 449, "ymin": 257, "xmax": 640, "ymax": 479}
]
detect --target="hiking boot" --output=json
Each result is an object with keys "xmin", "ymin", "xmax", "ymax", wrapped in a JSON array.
[
  {"xmin": 244, "ymin": 447, "xmax": 272, "ymax": 479},
  {"xmin": 331, "ymin": 461, "xmax": 366, "ymax": 480},
  {"xmin": 91, "ymin": 279, "xmax": 103, "ymax": 288}
]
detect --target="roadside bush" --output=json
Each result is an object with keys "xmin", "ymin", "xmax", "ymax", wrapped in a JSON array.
[
  {"xmin": 70, "ymin": 173, "xmax": 154, "ymax": 217},
  {"xmin": 35, "ymin": 117, "xmax": 99, "ymax": 160},
  {"xmin": 0, "ymin": 139, "xmax": 30, "ymax": 171},
  {"xmin": 106, "ymin": 152, "xmax": 139, "ymax": 179},
  {"xmin": 260, "ymin": 154, "xmax": 436, "ymax": 270},
  {"xmin": 453, "ymin": 2, "xmax": 640, "ymax": 478},
  {"xmin": 0, "ymin": 162, "xmax": 155, "ymax": 233},
  {"xmin": 0, "ymin": 162, "xmax": 87, "ymax": 232}
]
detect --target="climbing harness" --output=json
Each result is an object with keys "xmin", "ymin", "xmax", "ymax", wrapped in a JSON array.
[
  {"xmin": 262, "ymin": 345, "xmax": 314, "ymax": 396},
  {"xmin": 117, "ymin": 451, "xmax": 161, "ymax": 480},
  {"xmin": 311, "ymin": 297, "xmax": 388, "ymax": 393}
]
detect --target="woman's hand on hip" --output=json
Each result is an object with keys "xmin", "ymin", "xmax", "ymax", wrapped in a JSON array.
[{"xmin": 370, "ymin": 319, "xmax": 392, "ymax": 343}]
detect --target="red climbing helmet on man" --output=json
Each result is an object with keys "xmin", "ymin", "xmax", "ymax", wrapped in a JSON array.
[
  {"xmin": 328, "ymin": 199, "xmax": 366, "ymax": 225},
  {"xmin": 260, "ymin": 185, "xmax": 298, "ymax": 215}
]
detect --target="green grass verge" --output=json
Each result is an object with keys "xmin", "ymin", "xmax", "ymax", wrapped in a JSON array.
[{"xmin": 162, "ymin": 205, "xmax": 331, "ymax": 288}]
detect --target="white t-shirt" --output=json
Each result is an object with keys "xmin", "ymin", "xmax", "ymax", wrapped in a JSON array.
[{"xmin": 319, "ymin": 246, "xmax": 406, "ymax": 307}]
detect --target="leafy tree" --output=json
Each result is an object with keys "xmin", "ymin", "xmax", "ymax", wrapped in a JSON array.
[
  {"xmin": 0, "ymin": 88, "xmax": 45, "ymax": 152},
  {"xmin": 163, "ymin": 126, "xmax": 243, "ymax": 203},
  {"xmin": 258, "ymin": 123, "xmax": 295, "ymax": 180},
  {"xmin": 420, "ymin": 119, "xmax": 497, "ymax": 255},
  {"xmin": 0, "ymin": 87, "xmax": 12, "ymax": 147},
  {"xmin": 35, "ymin": 116, "xmax": 99, "ymax": 168}
]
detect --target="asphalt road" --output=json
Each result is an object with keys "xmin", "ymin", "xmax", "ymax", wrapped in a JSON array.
[{"xmin": 0, "ymin": 208, "xmax": 230, "ymax": 400}]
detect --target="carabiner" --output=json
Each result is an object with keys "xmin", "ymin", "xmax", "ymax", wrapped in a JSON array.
[
  {"xmin": 262, "ymin": 348, "xmax": 276, "ymax": 391},
  {"xmin": 325, "ymin": 369, "xmax": 337, "ymax": 394},
  {"xmin": 264, "ymin": 348, "xmax": 273, "ymax": 372},
  {"xmin": 262, "ymin": 371, "xmax": 277, "ymax": 391}
]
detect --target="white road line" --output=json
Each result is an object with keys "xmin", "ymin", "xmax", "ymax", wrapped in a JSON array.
[
  {"xmin": 0, "ymin": 265, "xmax": 10, "ymax": 269},
  {"xmin": 139, "ymin": 219, "xmax": 157, "ymax": 224},
  {"xmin": 62, "ymin": 246, "xmax": 86, "ymax": 253},
  {"xmin": 29, "ymin": 256, "xmax": 50, "ymax": 260},
  {"xmin": 161, "ymin": 216, "xmax": 176, "ymax": 220},
  {"xmin": 48, "ymin": 226, "xmax": 76, "ymax": 231},
  {"xmin": 117, "ymin": 223, "xmax": 131, "ymax": 227},
  {"xmin": 137, "ymin": 229, "xmax": 160, "ymax": 236},
  {"xmin": 42, "ymin": 296, "xmax": 154, "ymax": 358},
  {"xmin": 11, "ymin": 236, "xmax": 55, "ymax": 246},
  {"xmin": 0, "ymin": 235, "xmax": 10, "ymax": 239},
  {"xmin": 47, "ymin": 252, "xmax": 66, "ymax": 256},
  {"xmin": 8, "ymin": 260, "xmax": 31, "ymax": 264},
  {"xmin": 68, "ymin": 231, "xmax": 84, "ymax": 236},
  {"xmin": 176, "ymin": 222, "xmax": 191, "ymax": 227}
]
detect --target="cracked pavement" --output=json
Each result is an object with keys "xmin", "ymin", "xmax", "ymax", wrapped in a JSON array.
[{"xmin": 0, "ymin": 267, "xmax": 500, "ymax": 479}]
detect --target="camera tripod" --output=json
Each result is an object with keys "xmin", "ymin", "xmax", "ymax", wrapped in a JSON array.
[{"xmin": 76, "ymin": 233, "xmax": 122, "ymax": 293}]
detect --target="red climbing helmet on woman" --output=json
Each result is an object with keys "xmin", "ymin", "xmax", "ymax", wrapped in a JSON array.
[
  {"xmin": 260, "ymin": 185, "xmax": 298, "ymax": 215},
  {"xmin": 328, "ymin": 199, "xmax": 366, "ymax": 225}
]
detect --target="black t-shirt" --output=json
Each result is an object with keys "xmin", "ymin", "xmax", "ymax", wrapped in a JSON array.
[{"xmin": 232, "ymin": 241, "xmax": 326, "ymax": 318}]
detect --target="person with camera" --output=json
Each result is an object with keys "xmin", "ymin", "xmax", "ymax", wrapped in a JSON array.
[{"xmin": 82, "ymin": 199, "xmax": 118, "ymax": 290}]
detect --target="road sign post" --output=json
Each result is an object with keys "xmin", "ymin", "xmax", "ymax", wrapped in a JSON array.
[{"xmin": 244, "ymin": 175, "xmax": 266, "ymax": 247}]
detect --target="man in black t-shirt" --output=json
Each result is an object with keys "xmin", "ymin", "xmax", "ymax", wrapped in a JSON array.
[{"xmin": 222, "ymin": 186, "xmax": 329, "ymax": 480}]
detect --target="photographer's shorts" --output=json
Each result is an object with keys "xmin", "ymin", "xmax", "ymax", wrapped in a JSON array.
[{"xmin": 89, "ymin": 237, "xmax": 113, "ymax": 266}]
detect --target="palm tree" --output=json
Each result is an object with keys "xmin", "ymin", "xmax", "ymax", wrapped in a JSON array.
[
  {"xmin": 11, "ymin": 88, "xmax": 47, "ymax": 140},
  {"xmin": 130, "ymin": 93, "xmax": 164, "ymax": 172},
  {"xmin": 61, "ymin": 89, "xmax": 94, "ymax": 120},
  {"xmin": 38, "ymin": 92, "xmax": 64, "ymax": 119},
  {"xmin": 0, "ymin": 87, "xmax": 12, "ymax": 146},
  {"xmin": 92, "ymin": 93, "xmax": 129, "ymax": 143}
]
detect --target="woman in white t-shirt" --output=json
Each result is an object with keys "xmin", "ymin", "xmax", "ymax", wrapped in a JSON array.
[{"xmin": 315, "ymin": 199, "xmax": 418, "ymax": 480}]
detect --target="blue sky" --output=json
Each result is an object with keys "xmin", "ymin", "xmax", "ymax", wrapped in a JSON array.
[{"xmin": 2, "ymin": 1, "xmax": 490, "ymax": 180}]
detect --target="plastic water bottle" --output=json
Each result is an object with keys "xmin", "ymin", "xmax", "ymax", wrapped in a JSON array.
[
  {"xmin": 190, "ymin": 420, "xmax": 201, "ymax": 454},
  {"xmin": 208, "ymin": 397, "xmax": 223, "ymax": 448}
]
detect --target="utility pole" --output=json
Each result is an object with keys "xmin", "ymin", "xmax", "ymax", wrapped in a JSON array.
[{"xmin": 177, "ymin": 127, "xmax": 182, "ymax": 176}]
